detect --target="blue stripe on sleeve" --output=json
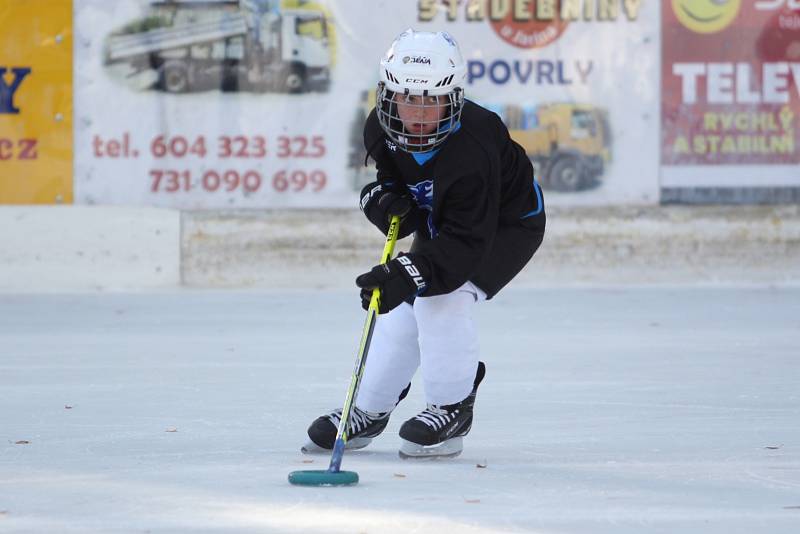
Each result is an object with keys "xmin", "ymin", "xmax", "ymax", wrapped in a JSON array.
[{"xmin": 520, "ymin": 179, "xmax": 543, "ymax": 219}]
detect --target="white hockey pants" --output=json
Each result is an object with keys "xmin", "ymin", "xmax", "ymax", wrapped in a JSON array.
[{"xmin": 355, "ymin": 282, "xmax": 485, "ymax": 413}]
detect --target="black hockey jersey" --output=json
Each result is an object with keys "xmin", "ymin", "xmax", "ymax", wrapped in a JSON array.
[{"xmin": 363, "ymin": 99, "xmax": 545, "ymax": 298}]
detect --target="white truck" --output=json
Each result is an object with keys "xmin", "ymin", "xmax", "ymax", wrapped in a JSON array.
[{"xmin": 104, "ymin": 0, "xmax": 331, "ymax": 93}]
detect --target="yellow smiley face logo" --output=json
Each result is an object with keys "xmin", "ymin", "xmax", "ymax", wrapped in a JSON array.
[{"xmin": 672, "ymin": 0, "xmax": 741, "ymax": 34}]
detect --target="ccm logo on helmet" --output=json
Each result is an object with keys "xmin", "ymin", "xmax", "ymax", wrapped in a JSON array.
[
  {"xmin": 405, "ymin": 78, "xmax": 428, "ymax": 84},
  {"xmin": 403, "ymin": 56, "xmax": 432, "ymax": 65}
]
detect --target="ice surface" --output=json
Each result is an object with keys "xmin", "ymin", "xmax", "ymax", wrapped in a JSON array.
[{"xmin": 1, "ymin": 288, "xmax": 799, "ymax": 533}]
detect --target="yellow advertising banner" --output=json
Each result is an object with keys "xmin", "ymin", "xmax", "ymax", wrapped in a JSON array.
[{"xmin": 0, "ymin": 0, "xmax": 73, "ymax": 204}]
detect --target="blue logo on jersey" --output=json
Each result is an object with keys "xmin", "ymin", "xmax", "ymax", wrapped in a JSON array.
[
  {"xmin": 408, "ymin": 180, "xmax": 433, "ymax": 207},
  {"xmin": 407, "ymin": 179, "xmax": 437, "ymax": 238}
]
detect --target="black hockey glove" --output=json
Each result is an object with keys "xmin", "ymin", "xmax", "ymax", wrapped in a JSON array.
[
  {"xmin": 360, "ymin": 181, "xmax": 414, "ymax": 235},
  {"xmin": 356, "ymin": 254, "xmax": 430, "ymax": 313}
]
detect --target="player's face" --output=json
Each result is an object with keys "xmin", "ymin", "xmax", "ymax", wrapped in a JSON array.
[{"xmin": 394, "ymin": 94, "xmax": 448, "ymax": 136}]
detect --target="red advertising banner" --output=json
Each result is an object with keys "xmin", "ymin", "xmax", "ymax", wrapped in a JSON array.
[{"xmin": 662, "ymin": 0, "xmax": 800, "ymax": 166}]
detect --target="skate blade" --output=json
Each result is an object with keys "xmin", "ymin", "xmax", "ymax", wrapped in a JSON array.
[
  {"xmin": 300, "ymin": 437, "xmax": 373, "ymax": 455},
  {"xmin": 398, "ymin": 437, "xmax": 463, "ymax": 459}
]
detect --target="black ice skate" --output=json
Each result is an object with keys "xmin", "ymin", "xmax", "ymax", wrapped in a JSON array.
[
  {"xmin": 398, "ymin": 361, "xmax": 486, "ymax": 459},
  {"xmin": 301, "ymin": 383, "xmax": 410, "ymax": 454}
]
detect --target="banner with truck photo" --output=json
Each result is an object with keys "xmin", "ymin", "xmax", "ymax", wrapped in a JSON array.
[
  {"xmin": 661, "ymin": 0, "xmax": 800, "ymax": 197},
  {"xmin": 73, "ymin": 0, "xmax": 659, "ymax": 208},
  {"xmin": 75, "ymin": 0, "xmax": 343, "ymax": 208},
  {"xmin": 374, "ymin": 0, "xmax": 660, "ymax": 206}
]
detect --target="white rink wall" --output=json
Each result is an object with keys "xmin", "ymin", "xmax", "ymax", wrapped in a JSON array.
[
  {"xmin": 2, "ymin": 205, "xmax": 799, "ymax": 292},
  {"xmin": 183, "ymin": 206, "xmax": 800, "ymax": 288},
  {"xmin": 0, "ymin": 207, "xmax": 180, "ymax": 291}
]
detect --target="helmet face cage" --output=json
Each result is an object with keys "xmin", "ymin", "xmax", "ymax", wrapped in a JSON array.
[{"xmin": 376, "ymin": 82, "xmax": 464, "ymax": 153}]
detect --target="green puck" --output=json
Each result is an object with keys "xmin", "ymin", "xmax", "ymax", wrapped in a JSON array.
[{"xmin": 288, "ymin": 469, "xmax": 359, "ymax": 486}]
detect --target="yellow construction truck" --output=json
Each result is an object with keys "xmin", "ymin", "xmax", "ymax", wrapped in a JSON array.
[{"xmin": 500, "ymin": 103, "xmax": 611, "ymax": 192}]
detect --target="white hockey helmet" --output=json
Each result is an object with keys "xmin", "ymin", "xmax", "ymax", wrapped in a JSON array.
[{"xmin": 377, "ymin": 29, "xmax": 466, "ymax": 153}]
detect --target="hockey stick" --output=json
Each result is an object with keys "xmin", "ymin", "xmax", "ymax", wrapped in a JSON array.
[{"xmin": 289, "ymin": 215, "xmax": 401, "ymax": 486}]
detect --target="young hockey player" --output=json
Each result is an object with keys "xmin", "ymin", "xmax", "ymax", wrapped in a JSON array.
[{"xmin": 303, "ymin": 29, "xmax": 545, "ymax": 458}]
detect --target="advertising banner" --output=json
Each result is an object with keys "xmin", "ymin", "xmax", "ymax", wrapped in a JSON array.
[
  {"xmin": 661, "ymin": 0, "xmax": 800, "ymax": 189},
  {"xmin": 75, "ymin": 0, "xmax": 659, "ymax": 208},
  {"xmin": 75, "ymin": 0, "xmax": 344, "ymax": 208},
  {"xmin": 0, "ymin": 0, "xmax": 73, "ymax": 204},
  {"xmin": 400, "ymin": 0, "xmax": 660, "ymax": 205},
  {"xmin": 345, "ymin": 0, "xmax": 658, "ymax": 205}
]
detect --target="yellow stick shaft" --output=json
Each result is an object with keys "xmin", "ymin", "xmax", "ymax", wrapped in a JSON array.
[{"xmin": 329, "ymin": 215, "xmax": 401, "ymax": 471}]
